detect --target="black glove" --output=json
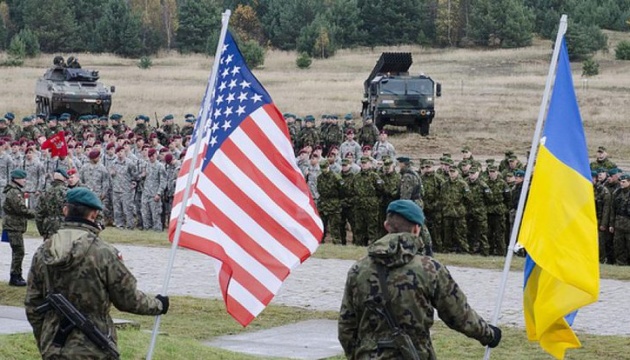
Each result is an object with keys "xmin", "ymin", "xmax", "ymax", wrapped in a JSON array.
[
  {"xmin": 156, "ymin": 295, "xmax": 169, "ymax": 315},
  {"xmin": 487, "ymin": 325, "xmax": 502, "ymax": 348}
]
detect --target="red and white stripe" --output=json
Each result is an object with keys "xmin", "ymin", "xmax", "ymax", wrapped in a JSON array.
[{"xmin": 168, "ymin": 104, "xmax": 323, "ymax": 325}]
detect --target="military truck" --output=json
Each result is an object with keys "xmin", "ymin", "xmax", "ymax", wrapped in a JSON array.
[
  {"xmin": 35, "ymin": 56, "xmax": 115, "ymax": 118},
  {"xmin": 361, "ymin": 52, "xmax": 441, "ymax": 136}
]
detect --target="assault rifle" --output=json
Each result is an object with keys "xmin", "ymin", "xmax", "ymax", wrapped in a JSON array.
[{"xmin": 36, "ymin": 293, "xmax": 120, "ymax": 359}]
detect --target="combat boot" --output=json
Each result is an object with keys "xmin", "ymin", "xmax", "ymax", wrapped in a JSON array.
[{"xmin": 9, "ymin": 273, "xmax": 26, "ymax": 287}]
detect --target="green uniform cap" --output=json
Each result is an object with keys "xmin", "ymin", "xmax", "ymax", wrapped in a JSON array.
[
  {"xmin": 66, "ymin": 187, "xmax": 103, "ymax": 210},
  {"xmin": 620, "ymin": 173, "xmax": 630, "ymax": 181},
  {"xmin": 22, "ymin": 117, "xmax": 32, "ymax": 122},
  {"xmin": 514, "ymin": 170, "xmax": 525, "ymax": 177},
  {"xmin": 10, "ymin": 169, "xmax": 27, "ymax": 179},
  {"xmin": 386, "ymin": 200, "xmax": 425, "ymax": 225},
  {"xmin": 55, "ymin": 168, "xmax": 69, "ymax": 179},
  {"xmin": 596, "ymin": 168, "xmax": 607, "ymax": 174},
  {"xmin": 0, "ymin": 118, "xmax": 6, "ymax": 123},
  {"xmin": 608, "ymin": 168, "xmax": 622, "ymax": 176},
  {"xmin": 304, "ymin": 115, "xmax": 315, "ymax": 122},
  {"xmin": 163, "ymin": 114, "xmax": 174, "ymax": 121},
  {"xmin": 396, "ymin": 156, "xmax": 411, "ymax": 164},
  {"xmin": 344, "ymin": 113, "xmax": 353, "ymax": 120},
  {"xmin": 110, "ymin": 113, "xmax": 122, "ymax": 120},
  {"xmin": 591, "ymin": 170, "xmax": 598, "ymax": 178},
  {"xmin": 4, "ymin": 112, "xmax": 15, "ymax": 121}
]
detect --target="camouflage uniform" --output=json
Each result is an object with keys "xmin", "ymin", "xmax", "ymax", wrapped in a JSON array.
[
  {"xmin": 421, "ymin": 169, "xmax": 444, "ymax": 252},
  {"xmin": 180, "ymin": 124, "xmax": 194, "ymax": 138},
  {"xmin": 339, "ymin": 139, "xmax": 361, "ymax": 163},
  {"xmin": 0, "ymin": 152, "xmax": 14, "ymax": 216},
  {"xmin": 356, "ymin": 123, "xmax": 379, "ymax": 147},
  {"xmin": 132, "ymin": 123, "xmax": 151, "ymax": 141},
  {"xmin": 611, "ymin": 186, "xmax": 630, "ymax": 265},
  {"xmin": 3, "ymin": 182, "xmax": 36, "ymax": 278},
  {"xmin": 25, "ymin": 221, "xmax": 164, "ymax": 359},
  {"xmin": 157, "ymin": 124, "xmax": 180, "ymax": 146},
  {"xmin": 352, "ymin": 168, "xmax": 383, "ymax": 245},
  {"xmin": 35, "ymin": 179, "xmax": 66, "ymax": 239},
  {"xmin": 340, "ymin": 168, "xmax": 356, "ymax": 245},
  {"xmin": 594, "ymin": 183, "xmax": 611, "ymax": 263},
  {"xmin": 163, "ymin": 161, "xmax": 180, "ymax": 226},
  {"xmin": 0, "ymin": 126, "xmax": 15, "ymax": 140},
  {"xmin": 45, "ymin": 124, "xmax": 64, "ymax": 138},
  {"xmin": 590, "ymin": 158, "xmax": 616, "ymax": 171},
  {"xmin": 19, "ymin": 124, "xmax": 41, "ymax": 142},
  {"xmin": 133, "ymin": 158, "xmax": 147, "ymax": 229},
  {"xmin": 485, "ymin": 176, "xmax": 511, "ymax": 256},
  {"xmin": 111, "ymin": 156, "xmax": 137, "ymax": 229},
  {"xmin": 399, "ymin": 166, "xmax": 423, "ymax": 209},
  {"xmin": 316, "ymin": 165, "xmax": 343, "ymax": 244},
  {"xmin": 372, "ymin": 140, "xmax": 396, "ymax": 161},
  {"xmin": 338, "ymin": 233, "xmax": 496, "ymax": 359},
  {"xmin": 79, "ymin": 162, "xmax": 111, "ymax": 205},
  {"xmin": 305, "ymin": 163, "xmax": 321, "ymax": 203},
  {"xmin": 322, "ymin": 122, "xmax": 343, "ymax": 154},
  {"xmin": 378, "ymin": 166, "xmax": 400, "ymax": 237},
  {"xmin": 441, "ymin": 175, "xmax": 471, "ymax": 253},
  {"xmin": 466, "ymin": 176, "xmax": 491, "ymax": 255},
  {"xmin": 297, "ymin": 126, "xmax": 320, "ymax": 149},
  {"xmin": 141, "ymin": 160, "xmax": 167, "ymax": 231},
  {"xmin": 287, "ymin": 122, "xmax": 299, "ymax": 153},
  {"xmin": 21, "ymin": 157, "xmax": 46, "ymax": 209}
]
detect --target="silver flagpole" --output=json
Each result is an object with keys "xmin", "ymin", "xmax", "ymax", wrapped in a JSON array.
[
  {"xmin": 146, "ymin": 9, "xmax": 232, "ymax": 360},
  {"xmin": 483, "ymin": 14, "xmax": 568, "ymax": 360}
]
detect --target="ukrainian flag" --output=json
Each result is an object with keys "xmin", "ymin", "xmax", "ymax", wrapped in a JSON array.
[{"xmin": 519, "ymin": 38, "xmax": 599, "ymax": 359}]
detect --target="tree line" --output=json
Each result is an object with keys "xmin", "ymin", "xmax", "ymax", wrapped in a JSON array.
[{"xmin": 0, "ymin": 0, "xmax": 627, "ymax": 61}]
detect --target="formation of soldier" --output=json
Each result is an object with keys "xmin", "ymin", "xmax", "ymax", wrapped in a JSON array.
[{"xmin": 0, "ymin": 111, "xmax": 194, "ymax": 240}]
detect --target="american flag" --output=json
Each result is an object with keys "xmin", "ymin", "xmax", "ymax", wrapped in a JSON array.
[{"xmin": 169, "ymin": 31, "xmax": 323, "ymax": 326}]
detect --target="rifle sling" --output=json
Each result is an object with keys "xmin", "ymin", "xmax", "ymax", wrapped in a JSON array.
[{"xmin": 375, "ymin": 264, "xmax": 401, "ymax": 330}]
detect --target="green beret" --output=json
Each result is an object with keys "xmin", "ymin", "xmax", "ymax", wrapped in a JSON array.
[
  {"xmin": 22, "ymin": 117, "xmax": 32, "ymax": 122},
  {"xmin": 344, "ymin": 113, "xmax": 353, "ymax": 120},
  {"xmin": 591, "ymin": 170, "xmax": 598, "ymax": 178},
  {"xmin": 10, "ymin": 169, "xmax": 26, "ymax": 179},
  {"xmin": 0, "ymin": 118, "xmax": 6, "ymax": 123},
  {"xmin": 60, "ymin": 113, "xmax": 70, "ymax": 120},
  {"xmin": 185, "ymin": 117, "xmax": 196, "ymax": 123},
  {"xmin": 396, "ymin": 156, "xmax": 411, "ymax": 164},
  {"xmin": 596, "ymin": 168, "xmax": 607, "ymax": 174},
  {"xmin": 321, "ymin": 114, "xmax": 328, "ymax": 119},
  {"xmin": 620, "ymin": 173, "xmax": 630, "ymax": 181},
  {"xmin": 514, "ymin": 170, "xmax": 525, "ymax": 177},
  {"xmin": 110, "ymin": 113, "xmax": 122, "ymax": 120},
  {"xmin": 4, "ymin": 112, "xmax": 15, "ymax": 120},
  {"xmin": 143, "ymin": 115, "xmax": 150, "ymax": 122},
  {"xmin": 386, "ymin": 200, "xmax": 425, "ymax": 225},
  {"xmin": 304, "ymin": 115, "xmax": 315, "ymax": 122},
  {"xmin": 55, "ymin": 168, "xmax": 69, "ymax": 179},
  {"xmin": 608, "ymin": 168, "xmax": 622, "ymax": 176},
  {"xmin": 163, "ymin": 114, "xmax": 174, "ymax": 121},
  {"xmin": 47, "ymin": 116, "xmax": 57, "ymax": 122},
  {"xmin": 66, "ymin": 188, "xmax": 103, "ymax": 210},
  {"xmin": 99, "ymin": 116, "xmax": 108, "ymax": 121}
]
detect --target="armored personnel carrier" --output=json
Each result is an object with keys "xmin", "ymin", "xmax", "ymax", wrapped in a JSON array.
[
  {"xmin": 35, "ymin": 56, "xmax": 115, "ymax": 118},
  {"xmin": 361, "ymin": 52, "xmax": 441, "ymax": 136}
]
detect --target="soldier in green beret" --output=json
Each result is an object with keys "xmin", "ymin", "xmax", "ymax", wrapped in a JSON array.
[
  {"xmin": 3, "ymin": 169, "xmax": 36, "ymax": 286},
  {"xmin": 297, "ymin": 115, "xmax": 320, "ymax": 150},
  {"xmin": 397, "ymin": 156, "xmax": 423, "ymax": 209},
  {"xmin": 339, "ymin": 199, "xmax": 501, "ymax": 359},
  {"xmin": 35, "ymin": 169, "xmax": 69, "ymax": 240},
  {"xmin": 317, "ymin": 161, "xmax": 343, "ymax": 244},
  {"xmin": 25, "ymin": 188, "xmax": 169, "ymax": 358}
]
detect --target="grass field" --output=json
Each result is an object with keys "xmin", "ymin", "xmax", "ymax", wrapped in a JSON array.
[
  {"xmin": 1, "ymin": 283, "xmax": 628, "ymax": 360},
  {"xmin": 1, "ymin": 31, "xmax": 630, "ymax": 161}
]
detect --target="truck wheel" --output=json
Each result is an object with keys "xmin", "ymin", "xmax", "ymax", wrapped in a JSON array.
[{"xmin": 419, "ymin": 119, "xmax": 430, "ymax": 136}]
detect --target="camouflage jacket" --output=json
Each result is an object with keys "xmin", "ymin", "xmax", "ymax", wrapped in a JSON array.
[
  {"xmin": 164, "ymin": 162, "xmax": 180, "ymax": 198},
  {"xmin": 466, "ymin": 178, "xmax": 491, "ymax": 219},
  {"xmin": 80, "ymin": 162, "xmax": 111, "ymax": 198},
  {"xmin": 399, "ymin": 167, "xmax": 423, "ymax": 202},
  {"xmin": 0, "ymin": 152, "xmax": 14, "ymax": 187},
  {"xmin": 352, "ymin": 170, "xmax": 383, "ymax": 206},
  {"xmin": 356, "ymin": 124, "xmax": 379, "ymax": 146},
  {"xmin": 485, "ymin": 177, "xmax": 510, "ymax": 215},
  {"xmin": 110, "ymin": 157, "xmax": 137, "ymax": 193},
  {"xmin": 21, "ymin": 158, "xmax": 46, "ymax": 193},
  {"xmin": 441, "ymin": 177, "xmax": 471, "ymax": 218},
  {"xmin": 19, "ymin": 125, "xmax": 41, "ymax": 141},
  {"xmin": 611, "ymin": 187, "xmax": 630, "ymax": 230},
  {"xmin": 594, "ymin": 183, "xmax": 611, "ymax": 229},
  {"xmin": 340, "ymin": 170, "xmax": 356, "ymax": 208},
  {"xmin": 338, "ymin": 233, "xmax": 494, "ymax": 359},
  {"xmin": 142, "ymin": 160, "xmax": 167, "ymax": 197},
  {"xmin": 180, "ymin": 125, "xmax": 194, "ymax": 138},
  {"xmin": 45, "ymin": 125, "xmax": 64, "ymax": 138},
  {"xmin": 25, "ymin": 220, "xmax": 163, "ymax": 359},
  {"xmin": 380, "ymin": 170, "xmax": 400, "ymax": 205},
  {"xmin": 322, "ymin": 123, "xmax": 344, "ymax": 148},
  {"xmin": 421, "ymin": 172, "xmax": 444, "ymax": 211},
  {"xmin": 0, "ymin": 127, "xmax": 15, "ymax": 140},
  {"xmin": 339, "ymin": 140, "xmax": 362, "ymax": 163},
  {"xmin": 35, "ymin": 179, "xmax": 67, "ymax": 238},
  {"xmin": 2, "ymin": 182, "xmax": 36, "ymax": 232},
  {"xmin": 590, "ymin": 158, "xmax": 617, "ymax": 171},
  {"xmin": 297, "ymin": 127, "xmax": 320, "ymax": 149},
  {"xmin": 132, "ymin": 123, "xmax": 150, "ymax": 141},
  {"xmin": 316, "ymin": 170, "xmax": 343, "ymax": 213}
]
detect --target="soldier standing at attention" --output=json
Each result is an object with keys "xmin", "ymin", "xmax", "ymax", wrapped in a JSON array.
[
  {"xmin": 351, "ymin": 156, "xmax": 383, "ymax": 246},
  {"xmin": 378, "ymin": 157, "xmax": 400, "ymax": 237},
  {"xmin": 316, "ymin": 161, "xmax": 343, "ymax": 244},
  {"xmin": 356, "ymin": 116, "xmax": 379, "ymax": 147},
  {"xmin": 111, "ymin": 146, "xmax": 137, "ymax": 229},
  {"xmin": 338, "ymin": 200, "xmax": 501, "ymax": 359},
  {"xmin": 372, "ymin": 130, "xmax": 396, "ymax": 161},
  {"xmin": 339, "ymin": 129, "xmax": 361, "ymax": 163},
  {"xmin": 339, "ymin": 158, "xmax": 356, "ymax": 246},
  {"xmin": 35, "ymin": 169, "xmax": 68, "ymax": 240},
  {"xmin": 297, "ymin": 115, "xmax": 320, "ymax": 149},
  {"xmin": 0, "ymin": 140, "xmax": 15, "ymax": 216},
  {"xmin": 441, "ymin": 160, "xmax": 471, "ymax": 253},
  {"xmin": 485, "ymin": 165, "xmax": 511, "ymax": 256},
  {"xmin": 25, "ymin": 188, "xmax": 169, "ymax": 358},
  {"xmin": 420, "ymin": 159, "xmax": 444, "ymax": 252},
  {"xmin": 466, "ymin": 166, "xmax": 491, "ymax": 256},
  {"xmin": 610, "ymin": 173, "xmax": 630, "ymax": 266},
  {"xmin": 141, "ymin": 148, "xmax": 167, "ymax": 231},
  {"xmin": 4, "ymin": 169, "xmax": 36, "ymax": 286},
  {"xmin": 179, "ymin": 114, "xmax": 196, "ymax": 138},
  {"xmin": 397, "ymin": 156, "xmax": 423, "ymax": 209},
  {"xmin": 593, "ymin": 170, "xmax": 611, "ymax": 263}
]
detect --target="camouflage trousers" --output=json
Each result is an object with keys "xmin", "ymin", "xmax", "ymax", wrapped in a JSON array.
[
  {"xmin": 113, "ymin": 192, "xmax": 135, "ymax": 229},
  {"xmin": 613, "ymin": 227, "xmax": 630, "ymax": 266},
  {"xmin": 7, "ymin": 231, "xmax": 24, "ymax": 275},
  {"xmin": 424, "ymin": 208, "xmax": 442, "ymax": 253},
  {"xmin": 141, "ymin": 196, "xmax": 163, "ymax": 231},
  {"xmin": 467, "ymin": 214, "xmax": 489, "ymax": 256},
  {"xmin": 598, "ymin": 229, "xmax": 608, "ymax": 264},
  {"xmin": 134, "ymin": 191, "xmax": 143, "ymax": 229},
  {"xmin": 442, "ymin": 216, "xmax": 469, "ymax": 253},
  {"xmin": 487, "ymin": 213, "xmax": 506, "ymax": 256},
  {"xmin": 354, "ymin": 199, "xmax": 380, "ymax": 246},
  {"xmin": 0, "ymin": 188, "xmax": 5, "ymax": 217},
  {"xmin": 162, "ymin": 196, "xmax": 174, "ymax": 229},
  {"xmin": 320, "ymin": 211, "xmax": 343, "ymax": 244},
  {"xmin": 103, "ymin": 190, "xmax": 113, "ymax": 225}
]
